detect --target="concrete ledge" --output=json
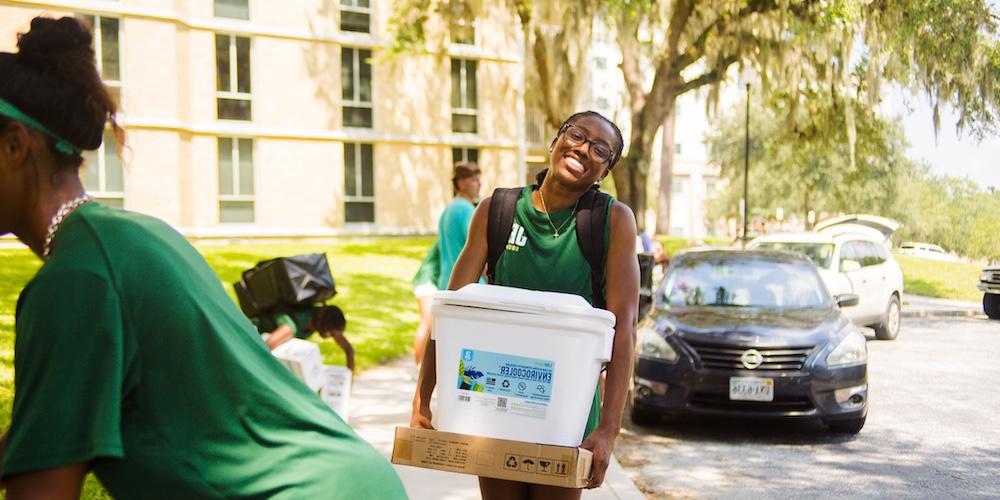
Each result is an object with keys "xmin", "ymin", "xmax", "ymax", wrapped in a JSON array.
[{"xmin": 902, "ymin": 309, "xmax": 986, "ymax": 319}]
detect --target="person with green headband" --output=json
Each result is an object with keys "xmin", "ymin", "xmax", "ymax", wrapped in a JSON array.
[{"xmin": 0, "ymin": 16, "xmax": 406, "ymax": 499}]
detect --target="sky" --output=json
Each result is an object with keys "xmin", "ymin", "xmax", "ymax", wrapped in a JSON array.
[{"xmin": 892, "ymin": 91, "xmax": 1000, "ymax": 190}]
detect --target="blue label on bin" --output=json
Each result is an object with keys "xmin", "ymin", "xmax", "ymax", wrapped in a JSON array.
[{"xmin": 457, "ymin": 349, "xmax": 554, "ymax": 404}]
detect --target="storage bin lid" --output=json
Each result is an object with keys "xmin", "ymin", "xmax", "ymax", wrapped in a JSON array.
[{"xmin": 434, "ymin": 283, "xmax": 616, "ymax": 328}]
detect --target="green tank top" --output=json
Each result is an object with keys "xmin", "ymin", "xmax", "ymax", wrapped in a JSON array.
[{"xmin": 493, "ymin": 185, "xmax": 613, "ymax": 440}]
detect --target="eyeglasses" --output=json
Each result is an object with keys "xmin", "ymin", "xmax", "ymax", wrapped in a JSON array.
[{"xmin": 559, "ymin": 124, "xmax": 615, "ymax": 164}]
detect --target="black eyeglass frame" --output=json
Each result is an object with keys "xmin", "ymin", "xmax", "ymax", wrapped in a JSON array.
[{"xmin": 557, "ymin": 123, "xmax": 616, "ymax": 166}]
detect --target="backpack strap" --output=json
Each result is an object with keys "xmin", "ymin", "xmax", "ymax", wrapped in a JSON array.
[
  {"xmin": 575, "ymin": 186, "xmax": 611, "ymax": 309},
  {"xmin": 486, "ymin": 187, "xmax": 523, "ymax": 283}
]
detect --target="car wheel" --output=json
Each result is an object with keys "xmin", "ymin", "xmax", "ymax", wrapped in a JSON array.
[
  {"xmin": 985, "ymin": 294, "xmax": 1000, "ymax": 320},
  {"xmin": 874, "ymin": 294, "xmax": 901, "ymax": 340},
  {"xmin": 826, "ymin": 416, "xmax": 866, "ymax": 434}
]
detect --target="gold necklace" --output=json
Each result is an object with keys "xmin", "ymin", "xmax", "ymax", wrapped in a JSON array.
[{"xmin": 537, "ymin": 189, "xmax": 578, "ymax": 238}]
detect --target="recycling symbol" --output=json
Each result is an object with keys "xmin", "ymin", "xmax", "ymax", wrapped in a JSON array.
[
  {"xmin": 505, "ymin": 455, "xmax": 518, "ymax": 469},
  {"xmin": 502, "ymin": 380, "xmax": 510, "ymax": 388},
  {"xmin": 537, "ymin": 384, "xmax": 545, "ymax": 394}
]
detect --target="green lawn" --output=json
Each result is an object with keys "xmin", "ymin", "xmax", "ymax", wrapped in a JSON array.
[
  {"xmin": 0, "ymin": 237, "xmax": 431, "ymax": 498},
  {"xmin": 894, "ymin": 254, "xmax": 983, "ymax": 303}
]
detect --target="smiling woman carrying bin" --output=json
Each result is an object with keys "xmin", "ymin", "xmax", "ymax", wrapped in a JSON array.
[
  {"xmin": 0, "ymin": 16, "xmax": 404, "ymax": 499},
  {"xmin": 411, "ymin": 111, "xmax": 639, "ymax": 500}
]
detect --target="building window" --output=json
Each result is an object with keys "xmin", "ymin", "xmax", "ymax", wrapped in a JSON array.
[
  {"xmin": 344, "ymin": 143, "xmax": 375, "ymax": 223},
  {"xmin": 82, "ymin": 131, "xmax": 124, "ymax": 208},
  {"xmin": 594, "ymin": 56, "xmax": 607, "ymax": 70},
  {"xmin": 449, "ymin": 1, "xmax": 475, "ymax": 45},
  {"xmin": 77, "ymin": 14, "xmax": 121, "ymax": 104},
  {"xmin": 218, "ymin": 138, "xmax": 255, "ymax": 223},
  {"xmin": 342, "ymin": 47, "xmax": 373, "ymax": 128},
  {"xmin": 341, "ymin": 0, "xmax": 371, "ymax": 33},
  {"xmin": 706, "ymin": 181, "xmax": 717, "ymax": 196},
  {"xmin": 675, "ymin": 143, "xmax": 683, "ymax": 156},
  {"xmin": 452, "ymin": 147, "xmax": 479, "ymax": 166},
  {"xmin": 672, "ymin": 179, "xmax": 685, "ymax": 194},
  {"xmin": 216, "ymin": 34, "xmax": 252, "ymax": 121},
  {"xmin": 595, "ymin": 97, "xmax": 610, "ymax": 110},
  {"xmin": 451, "ymin": 58, "xmax": 477, "ymax": 133},
  {"xmin": 215, "ymin": 0, "xmax": 249, "ymax": 20}
]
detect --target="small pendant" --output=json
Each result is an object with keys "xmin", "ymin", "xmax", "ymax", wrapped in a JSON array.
[{"xmin": 553, "ymin": 231, "xmax": 559, "ymax": 238}]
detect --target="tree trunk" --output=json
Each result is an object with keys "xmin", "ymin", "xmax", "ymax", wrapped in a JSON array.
[
  {"xmin": 655, "ymin": 110, "xmax": 677, "ymax": 235},
  {"xmin": 614, "ymin": 93, "xmax": 675, "ymax": 233},
  {"xmin": 613, "ymin": 155, "xmax": 648, "ymax": 232}
]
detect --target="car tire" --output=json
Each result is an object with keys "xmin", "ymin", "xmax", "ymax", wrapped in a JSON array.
[
  {"xmin": 826, "ymin": 416, "xmax": 866, "ymax": 434},
  {"xmin": 874, "ymin": 294, "xmax": 901, "ymax": 340},
  {"xmin": 985, "ymin": 293, "xmax": 1000, "ymax": 320}
]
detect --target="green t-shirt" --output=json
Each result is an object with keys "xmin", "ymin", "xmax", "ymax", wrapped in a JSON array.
[
  {"xmin": 437, "ymin": 198, "xmax": 475, "ymax": 289},
  {"xmin": 256, "ymin": 307, "xmax": 315, "ymax": 339},
  {"xmin": 493, "ymin": 185, "xmax": 613, "ymax": 440},
  {"xmin": 413, "ymin": 241, "xmax": 441, "ymax": 288},
  {"xmin": 3, "ymin": 203, "xmax": 406, "ymax": 499}
]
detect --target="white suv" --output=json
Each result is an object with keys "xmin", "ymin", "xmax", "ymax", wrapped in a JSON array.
[{"xmin": 748, "ymin": 215, "xmax": 904, "ymax": 340}]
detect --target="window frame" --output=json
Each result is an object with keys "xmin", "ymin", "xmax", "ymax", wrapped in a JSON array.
[
  {"xmin": 344, "ymin": 142, "xmax": 376, "ymax": 224},
  {"xmin": 449, "ymin": 3, "xmax": 477, "ymax": 46},
  {"xmin": 82, "ymin": 131, "xmax": 125, "ymax": 208},
  {"xmin": 215, "ymin": 33, "xmax": 253, "ymax": 121},
  {"xmin": 214, "ymin": 0, "xmax": 251, "ymax": 20},
  {"xmin": 342, "ymin": 47, "xmax": 374, "ymax": 128},
  {"xmin": 340, "ymin": 0, "xmax": 372, "ymax": 34},
  {"xmin": 218, "ymin": 137, "xmax": 256, "ymax": 224},
  {"xmin": 452, "ymin": 147, "xmax": 479, "ymax": 166},
  {"xmin": 451, "ymin": 58, "xmax": 478, "ymax": 134},
  {"xmin": 77, "ymin": 14, "xmax": 123, "ymax": 102}
]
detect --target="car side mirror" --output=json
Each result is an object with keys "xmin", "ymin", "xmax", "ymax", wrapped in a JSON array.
[
  {"xmin": 836, "ymin": 294, "xmax": 860, "ymax": 308},
  {"xmin": 841, "ymin": 260, "xmax": 861, "ymax": 272}
]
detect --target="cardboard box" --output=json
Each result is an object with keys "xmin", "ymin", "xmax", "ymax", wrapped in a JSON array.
[
  {"xmin": 391, "ymin": 427, "xmax": 592, "ymax": 488},
  {"xmin": 272, "ymin": 339, "xmax": 325, "ymax": 392},
  {"xmin": 320, "ymin": 364, "xmax": 352, "ymax": 422}
]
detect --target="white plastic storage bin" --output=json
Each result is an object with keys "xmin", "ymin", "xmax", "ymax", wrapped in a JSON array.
[{"xmin": 432, "ymin": 283, "xmax": 616, "ymax": 447}]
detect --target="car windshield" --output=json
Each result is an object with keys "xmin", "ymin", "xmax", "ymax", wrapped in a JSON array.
[
  {"xmin": 752, "ymin": 242, "xmax": 834, "ymax": 268},
  {"xmin": 661, "ymin": 257, "xmax": 832, "ymax": 309}
]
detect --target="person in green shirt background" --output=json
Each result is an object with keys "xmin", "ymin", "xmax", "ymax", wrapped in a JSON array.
[
  {"xmin": 258, "ymin": 304, "xmax": 356, "ymax": 372},
  {"xmin": 0, "ymin": 16, "xmax": 404, "ymax": 499}
]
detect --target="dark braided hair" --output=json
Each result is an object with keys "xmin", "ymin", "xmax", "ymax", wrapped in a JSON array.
[{"xmin": 554, "ymin": 110, "xmax": 625, "ymax": 169}]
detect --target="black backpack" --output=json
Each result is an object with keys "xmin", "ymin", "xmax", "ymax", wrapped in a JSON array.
[{"xmin": 486, "ymin": 185, "xmax": 612, "ymax": 309}]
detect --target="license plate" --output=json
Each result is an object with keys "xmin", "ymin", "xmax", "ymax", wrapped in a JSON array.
[{"xmin": 729, "ymin": 377, "xmax": 774, "ymax": 402}]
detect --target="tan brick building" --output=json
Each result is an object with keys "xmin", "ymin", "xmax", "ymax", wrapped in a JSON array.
[{"xmin": 0, "ymin": 0, "xmax": 525, "ymax": 237}]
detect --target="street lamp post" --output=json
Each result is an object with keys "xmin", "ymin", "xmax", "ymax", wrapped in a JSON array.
[
  {"xmin": 738, "ymin": 67, "xmax": 756, "ymax": 246},
  {"xmin": 743, "ymin": 81, "xmax": 750, "ymax": 244}
]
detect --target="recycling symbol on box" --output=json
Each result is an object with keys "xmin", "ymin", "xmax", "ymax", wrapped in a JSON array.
[{"xmin": 502, "ymin": 380, "xmax": 510, "ymax": 388}]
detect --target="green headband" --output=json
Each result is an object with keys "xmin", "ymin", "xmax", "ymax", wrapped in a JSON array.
[{"xmin": 0, "ymin": 98, "xmax": 81, "ymax": 155}]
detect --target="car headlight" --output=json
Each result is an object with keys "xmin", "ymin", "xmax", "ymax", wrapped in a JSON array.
[
  {"xmin": 826, "ymin": 330, "xmax": 868, "ymax": 368},
  {"xmin": 636, "ymin": 326, "xmax": 679, "ymax": 362},
  {"xmin": 982, "ymin": 271, "xmax": 993, "ymax": 282}
]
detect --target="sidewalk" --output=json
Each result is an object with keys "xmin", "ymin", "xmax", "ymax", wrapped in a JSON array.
[
  {"xmin": 901, "ymin": 293, "xmax": 984, "ymax": 318},
  {"xmin": 349, "ymin": 358, "xmax": 645, "ymax": 500}
]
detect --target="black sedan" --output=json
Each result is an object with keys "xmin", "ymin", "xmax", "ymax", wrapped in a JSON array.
[{"xmin": 631, "ymin": 249, "xmax": 869, "ymax": 433}]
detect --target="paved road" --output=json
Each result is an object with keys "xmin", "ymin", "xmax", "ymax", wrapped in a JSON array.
[{"xmin": 615, "ymin": 317, "xmax": 1000, "ymax": 499}]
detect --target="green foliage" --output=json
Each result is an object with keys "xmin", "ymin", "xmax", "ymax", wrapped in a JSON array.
[
  {"xmin": 706, "ymin": 90, "xmax": 908, "ymax": 225},
  {"xmin": 0, "ymin": 238, "xmax": 432, "ymax": 499}
]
